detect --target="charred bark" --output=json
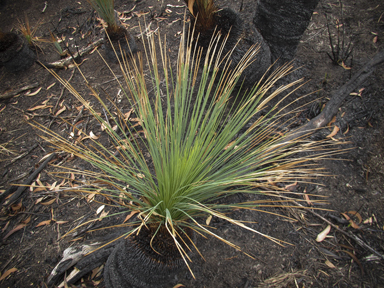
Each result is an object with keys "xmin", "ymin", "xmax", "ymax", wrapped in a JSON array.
[{"xmin": 253, "ymin": 0, "xmax": 320, "ymax": 65}]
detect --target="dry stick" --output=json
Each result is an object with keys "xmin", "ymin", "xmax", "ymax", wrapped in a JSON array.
[
  {"xmin": 293, "ymin": 200, "xmax": 384, "ymax": 261},
  {"xmin": 4, "ymin": 143, "xmax": 38, "ymax": 169},
  {"xmin": 283, "ymin": 50, "xmax": 384, "ymax": 143},
  {"xmin": 2, "ymin": 153, "xmax": 57, "ymax": 207},
  {"xmin": 0, "ymin": 82, "xmax": 39, "ymax": 100},
  {"xmin": 47, "ymin": 38, "xmax": 103, "ymax": 69}
]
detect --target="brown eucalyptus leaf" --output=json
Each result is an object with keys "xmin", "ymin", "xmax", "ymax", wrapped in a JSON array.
[
  {"xmin": 326, "ymin": 126, "xmax": 340, "ymax": 138},
  {"xmin": 36, "ymin": 220, "xmax": 52, "ymax": 227},
  {"xmin": 40, "ymin": 198, "xmax": 56, "ymax": 206},
  {"xmin": 325, "ymin": 260, "xmax": 336, "ymax": 269},
  {"xmin": 0, "ymin": 267, "xmax": 18, "ymax": 281},
  {"xmin": 3, "ymin": 224, "xmax": 27, "ymax": 241}
]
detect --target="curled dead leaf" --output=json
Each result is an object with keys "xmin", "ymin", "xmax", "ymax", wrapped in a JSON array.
[
  {"xmin": 25, "ymin": 87, "xmax": 42, "ymax": 96},
  {"xmin": 326, "ymin": 126, "xmax": 340, "ymax": 138},
  {"xmin": 47, "ymin": 83, "xmax": 56, "ymax": 90},
  {"xmin": 340, "ymin": 61, "xmax": 351, "ymax": 70},
  {"xmin": 341, "ymin": 211, "xmax": 361, "ymax": 229},
  {"xmin": 89, "ymin": 131, "xmax": 100, "ymax": 140},
  {"xmin": 55, "ymin": 106, "xmax": 66, "ymax": 116},
  {"xmin": 27, "ymin": 104, "xmax": 53, "ymax": 111},
  {"xmin": 346, "ymin": 211, "xmax": 362, "ymax": 223},
  {"xmin": 327, "ymin": 116, "xmax": 336, "ymax": 126},
  {"xmin": 316, "ymin": 225, "xmax": 331, "ymax": 242}
]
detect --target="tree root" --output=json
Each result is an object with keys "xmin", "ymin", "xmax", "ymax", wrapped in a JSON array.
[{"xmin": 284, "ymin": 50, "xmax": 384, "ymax": 142}]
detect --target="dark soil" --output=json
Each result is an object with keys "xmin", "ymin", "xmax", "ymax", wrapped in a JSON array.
[{"xmin": 0, "ymin": 0, "xmax": 384, "ymax": 287}]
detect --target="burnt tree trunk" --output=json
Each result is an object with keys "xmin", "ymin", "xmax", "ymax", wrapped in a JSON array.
[{"xmin": 253, "ymin": 0, "xmax": 320, "ymax": 66}]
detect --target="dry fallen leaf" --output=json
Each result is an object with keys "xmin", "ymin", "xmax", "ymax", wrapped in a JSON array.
[
  {"xmin": 123, "ymin": 211, "xmax": 139, "ymax": 223},
  {"xmin": 25, "ymin": 87, "xmax": 42, "ymax": 96},
  {"xmin": 27, "ymin": 104, "xmax": 53, "ymax": 111},
  {"xmin": 47, "ymin": 83, "xmax": 56, "ymax": 90},
  {"xmin": 96, "ymin": 205, "xmax": 105, "ymax": 215},
  {"xmin": 89, "ymin": 131, "xmax": 100, "ymax": 140},
  {"xmin": 284, "ymin": 181, "xmax": 298, "ymax": 191},
  {"xmin": 340, "ymin": 61, "xmax": 351, "ymax": 70},
  {"xmin": 326, "ymin": 126, "xmax": 340, "ymax": 138},
  {"xmin": 0, "ymin": 267, "xmax": 18, "ymax": 281},
  {"xmin": 56, "ymin": 221, "xmax": 69, "ymax": 225},
  {"xmin": 55, "ymin": 106, "xmax": 66, "ymax": 116},
  {"xmin": 346, "ymin": 211, "xmax": 362, "ymax": 223},
  {"xmin": 316, "ymin": 225, "xmax": 331, "ymax": 242},
  {"xmin": 1, "ymin": 221, "xmax": 10, "ymax": 233},
  {"xmin": 173, "ymin": 284, "xmax": 185, "ymax": 288},
  {"xmin": 325, "ymin": 259, "xmax": 336, "ymax": 269},
  {"xmin": 327, "ymin": 116, "xmax": 337, "ymax": 126},
  {"xmin": 40, "ymin": 198, "xmax": 56, "ymax": 206},
  {"xmin": 21, "ymin": 216, "xmax": 31, "ymax": 224},
  {"xmin": 36, "ymin": 220, "xmax": 52, "ymax": 227},
  {"xmin": 3, "ymin": 224, "xmax": 27, "ymax": 241},
  {"xmin": 206, "ymin": 215, "xmax": 212, "ymax": 226},
  {"xmin": 341, "ymin": 211, "xmax": 361, "ymax": 229},
  {"xmin": 123, "ymin": 109, "xmax": 134, "ymax": 121},
  {"xmin": 99, "ymin": 210, "xmax": 109, "ymax": 219}
]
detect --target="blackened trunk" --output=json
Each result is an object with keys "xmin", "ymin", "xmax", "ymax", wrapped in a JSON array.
[{"xmin": 253, "ymin": 0, "xmax": 320, "ymax": 65}]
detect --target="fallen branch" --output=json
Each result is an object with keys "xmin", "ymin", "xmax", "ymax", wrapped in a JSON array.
[
  {"xmin": 0, "ymin": 82, "xmax": 39, "ymax": 101},
  {"xmin": 45, "ymin": 38, "xmax": 103, "ymax": 69},
  {"xmin": 2, "ymin": 153, "xmax": 57, "ymax": 206},
  {"xmin": 284, "ymin": 50, "xmax": 384, "ymax": 142}
]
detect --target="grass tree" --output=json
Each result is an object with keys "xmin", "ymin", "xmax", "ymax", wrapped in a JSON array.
[
  {"xmin": 87, "ymin": 0, "xmax": 136, "ymax": 60},
  {"xmin": 35, "ymin": 24, "xmax": 337, "ymax": 286}
]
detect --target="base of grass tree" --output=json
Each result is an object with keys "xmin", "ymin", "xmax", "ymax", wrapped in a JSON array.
[
  {"xmin": 0, "ymin": 32, "xmax": 36, "ymax": 72},
  {"xmin": 190, "ymin": 8, "xmax": 272, "ymax": 88},
  {"xmin": 192, "ymin": 8, "xmax": 243, "ymax": 54},
  {"xmin": 104, "ymin": 226, "xmax": 191, "ymax": 288},
  {"xmin": 104, "ymin": 26, "xmax": 137, "ymax": 63}
]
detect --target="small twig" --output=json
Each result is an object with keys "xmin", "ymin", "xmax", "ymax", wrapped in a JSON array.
[
  {"xmin": 72, "ymin": 105, "xmax": 85, "ymax": 126},
  {"xmin": 2, "ymin": 153, "xmax": 57, "ymax": 206},
  {"xmin": 0, "ymin": 82, "xmax": 39, "ymax": 100},
  {"xmin": 45, "ymin": 38, "xmax": 103, "ymax": 69},
  {"xmin": 4, "ymin": 143, "xmax": 38, "ymax": 168}
]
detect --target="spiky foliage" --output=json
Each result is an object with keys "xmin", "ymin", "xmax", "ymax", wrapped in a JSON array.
[
  {"xmin": 185, "ymin": 0, "xmax": 217, "ymax": 31},
  {"xmin": 34, "ymin": 27, "xmax": 336, "ymax": 276},
  {"xmin": 49, "ymin": 31, "xmax": 66, "ymax": 57},
  {"xmin": 87, "ymin": 0, "xmax": 118, "ymax": 33},
  {"xmin": 17, "ymin": 14, "xmax": 44, "ymax": 47}
]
